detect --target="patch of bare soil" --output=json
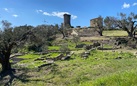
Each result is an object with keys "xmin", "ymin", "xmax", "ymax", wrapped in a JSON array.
[{"xmin": 11, "ymin": 57, "xmax": 24, "ymax": 64}]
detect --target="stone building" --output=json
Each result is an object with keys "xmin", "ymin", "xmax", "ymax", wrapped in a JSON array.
[
  {"xmin": 90, "ymin": 17, "xmax": 103, "ymax": 28},
  {"xmin": 71, "ymin": 30, "xmax": 79, "ymax": 36},
  {"xmin": 70, "ymin": 28, "xmax": 100, "ymax": 37},
  {"xmin": 63, "ymin": 14, "xmax": 71, "ymax": 28}
]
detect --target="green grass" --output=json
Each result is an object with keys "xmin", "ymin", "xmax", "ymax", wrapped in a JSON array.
[
  {"xmin": 14, "ymin": 54, "xmax": 45, "ymax": 68},
  {"xmin": 45, "ymin": 52, "xmax": 60, "ymax": 58},
  {"xmin": 49, "ymin": 39, "xmax": 81, "ymax": 51},
  {"xmin": 48, "ymin": 46, "xmax": 60, "ymax": 50},
  {"xmin": 1, "ymin": 35, "xmax": 137, "ymax": 86},
  {"xmin": 103, "ymin": 44, "xmax": 113, "ymax": 48},
  {"xmin": 103, "ymin": 30, "xmax": 128, "ymax": 37},
  {"xmin": 13, "ymin": 53, "xmax": 60, "ymax": 68},
  {"xmin": 3, "ymin": 50, "xmax": 136, "ymax": 86},
  {"xmin": 80, "ymin": 37, "xmax": 110, "ymax": 41},
  {"xmin": 92, "ymin": 70, "xmax": 137, "ymax": 86}
]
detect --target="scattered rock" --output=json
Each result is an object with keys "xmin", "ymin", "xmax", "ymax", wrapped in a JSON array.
[
  {"xmin": 75, "ymin": 44, "xmax": 86, "ymax": 48},
  {"xmin": 34, "ymin": 52, "xmax": 48, "ymax": 55},
  {"xmin": 34, "ymin": 58, "xmax": 45, "ymax": 61},
  {"xmin": 41, "ymin": 56, "xmax": 46, "ymax": 58},
  {"xmin": 11, "ymin": 58, "xmax": 24, "ymax": 64},
  {"xmin": 85, "ymin": 51, "xmax": 90, "ymax": 55},
  {"xmin": 54, "ymin": 54, "xmax": 64, "ymax": 61},
  {"xmin": 45, "ymin": 54, "xmax": 71, "ymax": 61},
  {"xmin": 61, "ymin": 55, "xmax": 71, "ymax": 60},
  {"xmin": 44, "ymin": 60, "xmax": 54, "ymax": 64},
  {"xmin": 81, "ymin": 52, "xmax": 89, "ymax": 59},
  {"xmin": 93, "ymin": 42, "xmax": 101, "ymax": 47},
  {"xmin": 84, "ymin": 45, "xmax": 93, "ymax": 50},
  {"xmin": 10, "ymin": 53, "xmax": 24, "ymax": 58},
  {"xmin": 82, "ymin": 54, "xmax": 88, "ymax": 59},
  {"xmin": 38, "ymin": 63, "xmax": 53, "ymax": 68},
  {"xmin": 134, "ymin": 52, "xmax": 137, "ymax": 55}
]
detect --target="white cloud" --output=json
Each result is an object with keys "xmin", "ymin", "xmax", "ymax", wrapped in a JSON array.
[
  {"xmin": 51, "ymin": 12, "xmax": 70, "ymax": 18},
  {"xmin": 3, "ymin": 8, "xmax": 9, "ymax": 12},
  {"xmin": 51, "ymin": 12, "xmax": 77, "ymax": 19},
  {"xmin": 12, "ymin": 14, "xmax": 18, "ymax": 17},
  {"xmin": 36, "ymin": 10, "xmax": 77, "ymax": 19},
  {"xmin": 36, "ymin": 10, "xmax": 43, "ymax": 13},
  {"xmin": 72, "ymin": 15, "xmax": 77, "ymax": 19},
  {"xmin": 43, "ymin": 12, "xmax": 51, "ymax": 16},
  {"xmin": 122, "ymin": 2, "xmax": 130, "ymax": 9},
  {"xmin": 133, "ymin": 3, "xmax": 137, "ymax": 6}
]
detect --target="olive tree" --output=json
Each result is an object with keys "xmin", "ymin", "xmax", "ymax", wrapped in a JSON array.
[
  {"xmin": 58, "ymin": 23, "xmax": 71, "ymax": 39},
  {"xmin": 92, "ymin": 16, "xmax": 104, "ymax": 36},
  {"xmin": 116, "ymin": 12, "xmax": 137, "ymax": 37},
  {"xmin": 60, "ymin": 43, "xmax": 70, "ymax": 55},
  {"xmin": 72, "ymin": 35, "xmax": 80, "ymax": 46},
  {"xmin": 104, "ymin": 16, "xmax": 116, "ymax": 30},
  {"xmin": 0, "ymin": 20, "xmax": 33, "ymax": 72}
]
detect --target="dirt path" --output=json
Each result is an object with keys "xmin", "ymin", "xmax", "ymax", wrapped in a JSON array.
[{"xmin": 10, "ymin": 57, "xmax": 24, "ymax": 64}]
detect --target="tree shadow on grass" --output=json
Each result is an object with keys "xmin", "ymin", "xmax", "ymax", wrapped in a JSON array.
[{"xmin": 0, "ymin": 69, "xmax": 30, "ymax": 86}]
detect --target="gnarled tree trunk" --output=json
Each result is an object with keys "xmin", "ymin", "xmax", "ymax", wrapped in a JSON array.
[
  {"xmin": 59, "ymin": 30, "xmax": 66, "ymax": 39},
  {"xmin": 126, "ymin": 29, "xmax": 134, "ymax": 38},
  {"xmin": 98, "ymin": 31, "xmax": 103, "ymax": 36},
  {"xmin": 1, "ymin": 56, "xmax": 11, "ymax": 72},
  {"xmin": 97, "ymin": 30, "xmax": 103, "ymax": 36},
  {"xmin": 0, "ymin": 49, "xmax": 12, "ymax": 72}
]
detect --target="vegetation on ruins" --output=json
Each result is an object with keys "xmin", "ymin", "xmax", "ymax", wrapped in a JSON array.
[
  {"xmin": 117, "ymin": 12, "xmax": 137, "ymax": 37},
  {"xmin": 104, "ymin": 16, "xmax": 116, "ymax": 30},
  {"xmin": 1, "ymin": 12, "xmax": 137, "ymax": 86},
  {"xmin": 104, "ymin": 12, "xmax": 137, "ymax": 38},
  {"xmin": 92, "ymin": 16, "xmax": 104, "ymax": 36},
  {"xmin": 72, "ymin": 35, "xmax": 80, "ymax": 46}
]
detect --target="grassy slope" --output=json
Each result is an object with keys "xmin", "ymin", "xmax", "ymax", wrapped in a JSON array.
[
  {"xmin": 81, "ymin": 30, "xmax": 128, "ymax": 41},
  {"xmin": 1, "ymin": 30, "xmax": 137, "ymax": 86},
  {"xmin": 1, "ymin": 50, "xmax": 137, "ymax": 86},
  {"xmin": 103, "ymin": 30, "xmax": 128, "ymax": 37}
]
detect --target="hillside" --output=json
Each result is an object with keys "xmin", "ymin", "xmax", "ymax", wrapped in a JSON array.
[{"xmin": 0, "ymin": 30, "xmax": 137, "ymax": 86}]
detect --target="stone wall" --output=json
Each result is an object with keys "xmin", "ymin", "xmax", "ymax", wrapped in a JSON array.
[
  {"xmin": 90, "ymin": 17, "xmax": 103, "ymax": 28},
  {"xmin": 73, "ymin": 28, "xmax": 100, "ymax": 37}
]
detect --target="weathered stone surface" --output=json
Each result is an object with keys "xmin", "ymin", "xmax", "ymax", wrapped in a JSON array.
[
  {"xmin": 93, "ymin": 42, "xmax": 101, "ymax": 47},
  {"xmin": 75, "ymin": 44, "xmax": 86, "ymax": 48},
  {"xmin": 85, "ymin": 51, "xmax": 90, "ymax": 55},
  {"xmin": 10, "ymin": 53, "xmax": 24, "ymax": 58},
  {"xmin": 61, "ymin": 55, "xmax": 71, "ymax": 60},
  {"xmin": 54, "ymin": 54, "xmax": 64, "ymax": 61},
  {"xmin": 34, "ymin": 58, "xmax": 45, "ymax": 61},
  {"xmin": 63, "ymin": 14, "xmax": 71, "ymax": 27},
  {"xmin": 44, "ymin": 59, "xmax": 54, "ymax": 64},
  {"xmin": 38, "ymin": 63, "xmax": 53, "ymax": 68},
  {"xmin": 81, "ymin": 51, "xmax": 89, "ymax": 59},
  {"xmin": 82, "ymin": 54, "xmax": 89, "ymax": 59}
]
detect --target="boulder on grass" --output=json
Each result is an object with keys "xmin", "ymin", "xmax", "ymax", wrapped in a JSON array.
[{"xmin": 61, "ymin": 55, "xmax": 71, "ymax": 60}]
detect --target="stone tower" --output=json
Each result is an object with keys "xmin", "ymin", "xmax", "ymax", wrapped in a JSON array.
[
  {"xmin": 63, "ymin": 14, "xmax": 71, "ymax": 28},
  {"xmin": 90, "ymin": 17, "xmax": 103, "ymax": 27}
]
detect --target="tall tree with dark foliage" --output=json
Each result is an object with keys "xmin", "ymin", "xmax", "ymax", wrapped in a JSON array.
[{"xmin": 0, "ymin": 20, "xmax": 33, "ymax": 72}]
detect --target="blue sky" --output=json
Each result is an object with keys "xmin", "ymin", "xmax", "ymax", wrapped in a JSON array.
[{"xmin": 0, "ymin": 0, "xmax": 137, "ymax": 27}]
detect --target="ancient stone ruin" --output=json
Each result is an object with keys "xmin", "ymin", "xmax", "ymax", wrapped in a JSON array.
[
  {"xmin": 70, "ymin": 28, "xmax": 100, "ymax": 37},
  {"xmin": 90, "ymin": 17, "xmax": 103, "ymax": 28},
  {"xmin": 63, "ymin": 14, "xmax": 71, "ymax": 28}
]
